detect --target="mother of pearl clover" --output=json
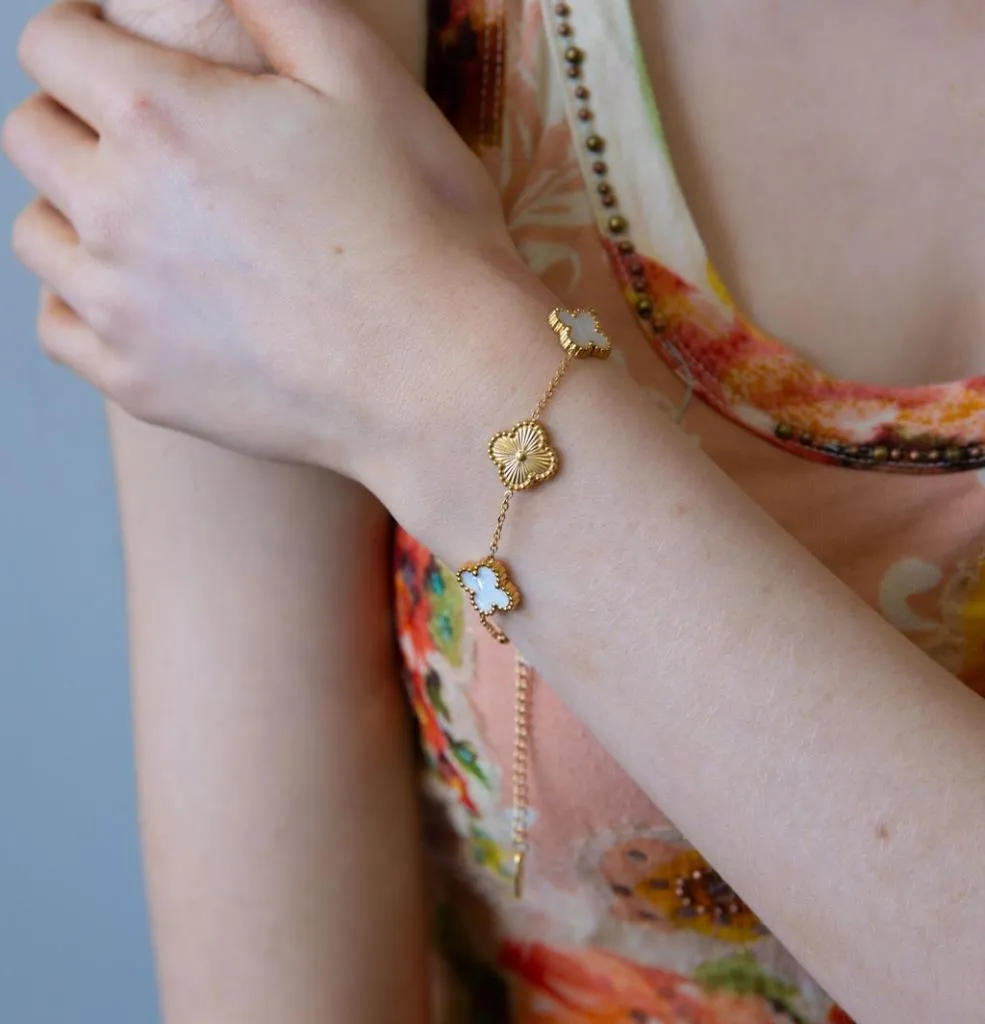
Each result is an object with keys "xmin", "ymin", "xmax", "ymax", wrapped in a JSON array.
[
  {"xmin": 489, "ymin": 419, "xmax": 559, "ymax": 491},
  {"xmin": 457, "ymin": 558, "xmax": 521, "ymax": 616},
  {"xmin": 549, "ymin": 306, "xmax": 611, "ymax": 359}
]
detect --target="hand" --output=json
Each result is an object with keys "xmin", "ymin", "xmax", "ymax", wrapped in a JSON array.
[
  {"xmin": 3, "ymin": 0, "xmax": 526, "ymax": 478},
  {"xmin": 99, "ymin": 0, "xmax": 268, "ymax": 69}
]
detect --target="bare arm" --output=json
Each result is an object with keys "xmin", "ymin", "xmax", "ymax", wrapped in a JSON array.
[
  {"xmin": 101, "ymin": 3, "xmax": 428, "ymax": 1021},
  {"xmin": 391, "ymin": 274, "xmax": 985, "ymax": 1024}
]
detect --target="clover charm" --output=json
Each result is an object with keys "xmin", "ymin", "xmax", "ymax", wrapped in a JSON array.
[
  {"xmin": 457, "ymin": 558, "xmax": 521, "ymax": 616},
  {"xmin": 549, "ymin": 306, "xmax": 611, "ymax": 359},
  {"xmin": 489, "ymin": 420, "xmax": 559, "ymax": 492}
]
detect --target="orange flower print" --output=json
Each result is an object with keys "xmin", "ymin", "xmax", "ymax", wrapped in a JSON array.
[
  {"xmin": 394, "ymin": 529, "xmax": 464, "ymax": 667},
  {"xmin": 600, "ymin": 836, "xmax": 766, "ymax": 943},
  {"xmin": 395, "ymin": 530, "xmax": 435, "ymax": 660},
  {"xmin": 501, "ymin": 943, "xmax": 806, "ymax": 1024},
  {"xmin": 827, "ymin": 1009, "xmax": 857, "ymax": 1024},
  {"xmin": 604, "ymin": 239, "xmax": 985, "ymax": 467},
  {"xmin": 395, "ymin": 528, "xmax": 514, "ymax": 880},
  {"xmin": 407, "ymin": 666, "xmax": 483, "ymax": 818}
]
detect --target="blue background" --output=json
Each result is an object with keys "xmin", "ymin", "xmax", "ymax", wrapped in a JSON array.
[{"xmin": 0, "ymin": 6, "xmax": 158, "ymax": 1021}]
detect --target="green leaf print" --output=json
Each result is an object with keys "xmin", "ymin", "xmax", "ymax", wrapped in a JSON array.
[
  {"xmin": 449, "ymin": 737, "xmax": 489, "ymax": 787},
  {"xmin": 425, "ymin": 669, "xmax": 450, "ymax": 722},
  {"xmin": 469, "ymin": 824, "xmax": 512, "ymax": 881},
  {"xmin": 694, "ymin": 952, "xmax": 811, "ymax": 1024},
  {"xmin": 427, "ymin": 559, "xmax": 464, "ymax": 667}
]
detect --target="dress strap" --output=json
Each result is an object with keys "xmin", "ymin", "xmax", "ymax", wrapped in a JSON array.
[{"xmin": 426, "ymin": 0, "xmax": 507, "ymax": 150}]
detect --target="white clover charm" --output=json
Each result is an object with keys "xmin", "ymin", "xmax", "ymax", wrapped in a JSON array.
[
  {"xmin": 549, "ymin": 306, "xmax": 611, "ymax": 359},
  {"xmin": 457, "ymin": 558, "xmax": 521, "ymax": 616}
]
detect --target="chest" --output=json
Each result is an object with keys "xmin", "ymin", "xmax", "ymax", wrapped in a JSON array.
[{"xmin": 630, "ymin": 1, "xmax": 985, "ymax": 387}]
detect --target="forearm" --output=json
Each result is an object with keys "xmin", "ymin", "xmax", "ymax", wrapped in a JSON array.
[
  {"xmin": 389, "ymin": 270, "xmax": 985, "ymax": 1024},
  {"xmin": 102, "ymin": 5, "xmax": 425, "ymax": 1021},
  {"xmin": 115, "ymin": 420, "xmax": 426, "ymax": 1023}
]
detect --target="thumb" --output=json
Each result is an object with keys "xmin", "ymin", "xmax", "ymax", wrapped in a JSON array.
[{"xmin": 223, "ymin": 0, "xmax": 366, "ymax": 92}]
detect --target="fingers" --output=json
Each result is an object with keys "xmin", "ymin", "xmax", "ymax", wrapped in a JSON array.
[
  {"xmin": 12, "ymin": 197, "xmax": 94, "ymax": 311},
  {"xmin": 222, "ymin": 0, "xmax": 379, "ymax": 94},
  {"xmin": 3, "ymin": 93, "xmax": 96, "ymax": 220},
  {"xmin": 17, "ymin": 2, "xmax": 202, "ymax": 133},
  {"xmin": 37, "ymin": 286, "xmax": 105, "ymax": 377}
]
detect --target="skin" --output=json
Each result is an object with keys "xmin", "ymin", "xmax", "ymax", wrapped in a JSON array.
[
  {"xmin": 6, "ymin": 2, "xmax": 985, "ymax": 1022},
  {"xmin": 8, "ymin": 2, "xmax": 430, "ymax": 1022},
  {"xmin": 633, "ymin": 0, "xmax": 985, "ymax": 387}
]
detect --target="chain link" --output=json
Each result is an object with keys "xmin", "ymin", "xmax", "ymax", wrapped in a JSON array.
[
  {"xmin": 477, "ymin": 613, "xmax": 509, "ymax": 645},
  {"xmin": 530, "ymin": 351, "xmax": 574, "ymax": 422},
  {"xmin": 511, "ymin": 652, "xmax": 532, "ymax": 898},
  {"xmin": 487, "ymin": 490, "xmax": 513, "ymax": 558}
]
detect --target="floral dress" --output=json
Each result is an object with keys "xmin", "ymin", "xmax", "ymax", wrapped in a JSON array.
[{"xmin": 395, "ymin": 2, "xmax": 985, "ymax": 1020}]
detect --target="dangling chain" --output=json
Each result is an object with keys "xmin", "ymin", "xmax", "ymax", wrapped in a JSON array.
[{"xmin": 511, "ymin": 652, "xmax": 532, "ymax": 898}]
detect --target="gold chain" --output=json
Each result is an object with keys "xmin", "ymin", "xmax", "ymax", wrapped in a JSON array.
[
  {"xmin": 530, "ymin": 350, "xmax": 574, "ymax": 421},
  {"xmin": 477, "ymin": 615, "xmax": 509, "ymax": 644},
  {"xmin": 488, "ymin": 490, "xmax": 513, "ymax": 558},
  {"xmin": 455, "ymin": 307, "xmax": 611, "ymax": 898},
  {"xmin": 511, "ymin": 652, "xmax": 532, "ymax": 899}
]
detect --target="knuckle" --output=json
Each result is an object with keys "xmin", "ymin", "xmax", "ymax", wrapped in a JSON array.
[
  {"xmin": 109, "ymin": 57, "xmax": 199, "ymax": 141},
  {"xmin": 112, "ymin": 86, "xmax": 165, "ymax": 135},
  {"xmin": 111, "ymin": 80, "xmax": 186, "ymax": 143},
  {"xmin": 110, "ymin": 63, "xmax": 202, "ymax": 142}
]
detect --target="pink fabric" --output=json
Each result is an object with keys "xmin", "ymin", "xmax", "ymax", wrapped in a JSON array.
[{"xmin": 395, "ymin": 2, "xmax": 985, "ymax": 1019}]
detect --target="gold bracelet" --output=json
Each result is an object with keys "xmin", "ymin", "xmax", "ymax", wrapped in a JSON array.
[{"xmin": 456, "ymin": 306, "xmax": 610, "ymax": 897}]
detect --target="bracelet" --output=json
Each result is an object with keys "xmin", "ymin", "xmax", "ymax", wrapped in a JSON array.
[
  {"xmin": 455, "ymin": 305, "xmax": 611, "ymax": 898},
  {"xmin": 456, "ymin": 306, "xmax": 611, "ymax": 637}
]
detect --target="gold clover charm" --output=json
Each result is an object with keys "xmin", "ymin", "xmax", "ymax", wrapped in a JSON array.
[
  {"xmin": 549, "ymin": 306, "xmax": 611, "ymax": 359},
  {"xmin": 457, "ymin": 558, "xmax": 521, "ymax": 616},
  {"xmin": 489, "ymin": 420, "xmax": 559, "ymax": 491}
]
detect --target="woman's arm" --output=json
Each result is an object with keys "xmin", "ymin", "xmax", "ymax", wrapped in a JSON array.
[
  {"xmin": 101, "ymin": 3, "xmax": 428, "ymax": 1022},
  {"xmin": 12, "ymin": 5, "xmax": 977, "ymax": 1016},
  {"xmin": 391, "ymin": 274, "xmax": 985, "ymax": 1024}
]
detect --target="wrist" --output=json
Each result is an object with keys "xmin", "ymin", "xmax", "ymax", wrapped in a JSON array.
[
  {"xmin": 369, "ymin": 259, "xmax": 628, "ymax": 574},
  {"xmin": 364, "ymin": 254, "xmax": 563, "ymax": 551}
]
